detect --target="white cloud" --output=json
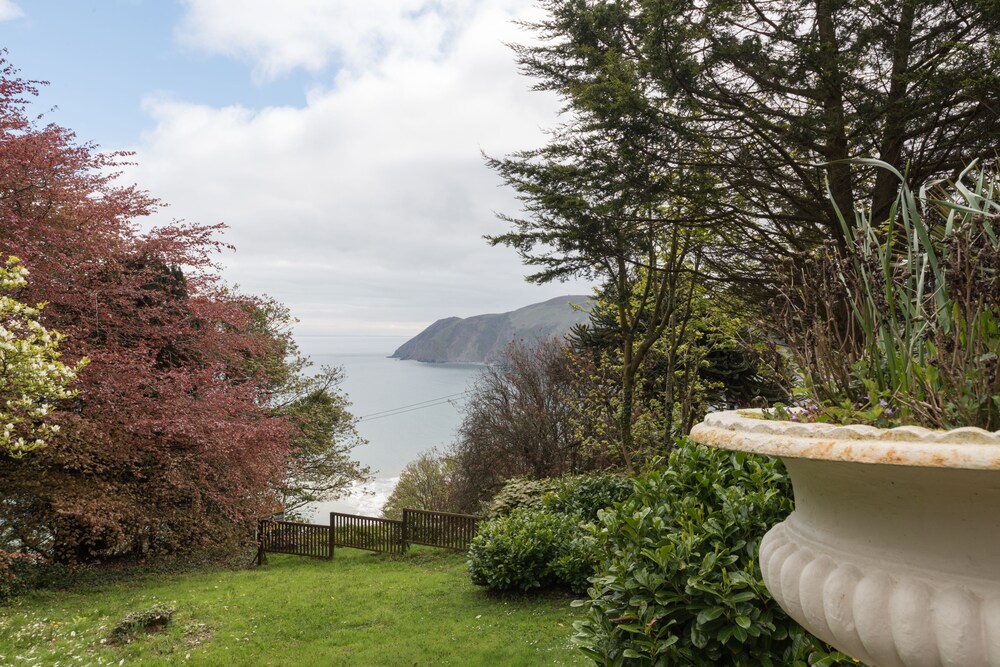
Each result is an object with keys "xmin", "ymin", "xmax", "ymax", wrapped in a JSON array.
[
  {"xmin": 176, "ymin": 0, "xmax": 531, "ymax": 80},
  {"xmin": 129, "ymin": 1, "xmax": 592, "ymax": 337},
  {"xmin": 0, "ymin": 0, "xmax": 23, "ymax": 22}
]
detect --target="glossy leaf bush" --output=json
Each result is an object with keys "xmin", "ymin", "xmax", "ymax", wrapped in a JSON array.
[
  {"xmin": 573, "ymin": 441, "xmax": 852, "ymax": 666},
  {"xmin": 469, "ymin": 473, "xmax": 630, "ymax": 593},
  {"xmin": 467, "ymin": 507, "xmax": 594, "ymax": 592},
  {"xmin": 543, "ymin": 473, "xmax": 634, "ymax": 521}
]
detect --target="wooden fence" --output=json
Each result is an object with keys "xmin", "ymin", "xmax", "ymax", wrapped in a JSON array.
[
  {"xmin": 330, "ymin": 512, "xmax": 405, "ymax": 554},
  {"xmin": 403, "ymin": 508, "xmax": 479, "ymax": 551},
  {"xmin": 257, "ymin": 519, "xmax": 332, "ymax": 561},
  {"xmin": 257, "ymin": 508, "xmax": 480, "ymax": 560}
]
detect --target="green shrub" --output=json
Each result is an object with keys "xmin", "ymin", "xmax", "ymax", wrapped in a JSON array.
[
  {"xmin": 486, "ymin": 472, "xmax": 633, "ymax": 521},
  {"xmin": 573, "ymin": 440, "xmax": 854, "ymax": 666},
  {"xmin": 471, "ymin": 473, "xmax": 634, "ymax": 594},
  {"xmin": 551, "ymin": 532, "xmax": 600, "ymax": 593},
  {"xmin": 467, "ymin": 507, "xmax": 594, "ymax": 592},
  {"xmin": 543, "ymin": 473, "xmax": 633, "ymax": 520},
  {"xmin": 484, "ymin": 478, "xmax": 559, "ymax": 519}
]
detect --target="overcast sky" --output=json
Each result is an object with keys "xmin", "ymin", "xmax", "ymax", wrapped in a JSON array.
[{"xmin": 1, "ymin": 0, "xmax": 593, "ymax": 346}]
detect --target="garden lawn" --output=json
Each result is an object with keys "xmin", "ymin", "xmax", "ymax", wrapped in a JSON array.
[{"xmin": 0, "ymin": 548, "xmax": 586, "ymax": 666}]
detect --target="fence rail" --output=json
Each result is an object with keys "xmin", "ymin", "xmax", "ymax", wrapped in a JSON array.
[
  {"xmin": 257, "ymin": 508, "xmax": 481, "ymax": 560},
  {"xmin": 330, "ymin": 512, "xmax": 405, "ymax": 554},
  {"xmin": 257, "ymin": 519, "xmax": 332, "ymax": 560},
  {"xmin": 403, "ymin": 508, "xmax": 479, "ymax": 551}
]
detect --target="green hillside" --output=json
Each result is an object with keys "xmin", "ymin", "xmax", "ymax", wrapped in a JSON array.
[{"xmin": 391, "ymin": 295, "xmax": 592, "ymax": 363}]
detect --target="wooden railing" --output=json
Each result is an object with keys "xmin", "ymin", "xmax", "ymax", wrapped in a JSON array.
[
  {"xmin": 330, "ymin": 512, "xmax": 405, "ymax": 554},
  {"xmin": 403, "ymin": 508, "xmax": 479, "ymax": 551},
  {"xmin": 257, "ymin": 509, "xmax": 481, "ymax": 560},
  {"xmin": 257, "ymin": 519, "xmax": 332, "ymax": 560}
]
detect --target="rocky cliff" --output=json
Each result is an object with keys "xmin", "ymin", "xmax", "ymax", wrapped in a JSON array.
[{"xmin": 391, "ymin": 295, "xmax": 592, "ymax": 363}]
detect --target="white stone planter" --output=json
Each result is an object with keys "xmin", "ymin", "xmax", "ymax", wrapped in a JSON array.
[{"xmin": 689, "ymin": 409, "xmax": 1000, "ymax": 667}]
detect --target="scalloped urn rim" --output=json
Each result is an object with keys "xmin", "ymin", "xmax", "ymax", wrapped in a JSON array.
[
  {"xmin": 689, "ymin": 409, "xmax": 1000, "ymax": 470},
  {"xmin": 690, "ymin": 409, "xmax": 1000, "ymax": 667}
]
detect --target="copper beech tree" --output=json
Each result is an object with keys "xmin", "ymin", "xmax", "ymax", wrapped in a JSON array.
[{"xmin": 0, "ymin": 58, "xmax": 365, "ymax": 563}]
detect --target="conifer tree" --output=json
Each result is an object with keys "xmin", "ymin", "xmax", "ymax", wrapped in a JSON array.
[{"xmin": 489, "ymin": 0, "xmax": 999, "ymax": 459}]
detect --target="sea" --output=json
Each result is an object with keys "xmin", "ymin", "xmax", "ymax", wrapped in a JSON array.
[{"xmin": 297, "ymin": 335, "xmax": 482, "ymax": 523}]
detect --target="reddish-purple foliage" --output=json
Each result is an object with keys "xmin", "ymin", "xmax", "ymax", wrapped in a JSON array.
[{"xmin": 0, "ymin": 55, "xmax": 292, "ymax": 563}]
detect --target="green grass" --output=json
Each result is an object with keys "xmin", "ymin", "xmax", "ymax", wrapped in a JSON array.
[{"xmin": 0, "ymin": 548, "xmax": 588, "ymax": 666}]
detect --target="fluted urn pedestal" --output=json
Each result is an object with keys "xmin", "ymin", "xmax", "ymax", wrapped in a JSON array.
[{"xmin": 689, "ymin": 410, "xmax": 1000, "ymax": 667}]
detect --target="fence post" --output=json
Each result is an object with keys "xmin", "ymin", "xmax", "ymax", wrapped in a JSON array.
[
  {"xmin": 256, "ymin": 519, "xmax": 268, "ymax": 566},
  {"xmin": 328, "ymin": 512, "xmax": 335, "ymax": 559},
  {"xmin": 401, "ymin": 508, "xmax": 410, "ymax": 553}
]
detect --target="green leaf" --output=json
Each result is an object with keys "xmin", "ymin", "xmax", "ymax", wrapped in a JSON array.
[
  {"xmin": 729, "ymin": 591, "xmax": 758, "ymax": 603},
  {"xmin": 697, "ymin": 607, "xmax": 725, "ymax": 624}
]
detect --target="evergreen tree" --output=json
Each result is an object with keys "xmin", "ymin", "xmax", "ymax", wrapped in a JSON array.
[
  {"xmin": 489, "ymin": 0, "xmax": 999, "ymax": 462},
  {"xmin": 496, "ymin": 0, "xmax": 1000, "ymax": 285}
]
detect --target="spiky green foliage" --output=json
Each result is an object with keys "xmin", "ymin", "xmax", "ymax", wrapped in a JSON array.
[{"xmin": 773, "ymin": 160, "xmax": 1000, "ymax": 429}]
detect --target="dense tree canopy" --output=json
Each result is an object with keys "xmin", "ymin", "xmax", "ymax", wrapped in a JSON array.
[
  {"xmin": 504, "ymin": 0, "xmax": 1000, "ymax": 281},
  {"xmin": 0, "ymin": 58, "xmax": 366, "ymax": 563},
  {"xmin": 486, "ymin": 0, "xmax": 999, "ymax": 461},
  {"xmin": 569, "ymin": 284, "xmax": 787, "ymax": 454},
  {"xmin": 486, "ymin": 58, "xmax": 715, "ymax": 458}
]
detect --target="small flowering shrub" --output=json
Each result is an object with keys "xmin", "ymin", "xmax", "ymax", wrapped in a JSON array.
[
  {"xmin": 0, "ymin": 256, "xmax": 86, "ymax": 457},
  {"xmin": 107, "ymin": 603, "xmax": 176, "ymax": 644},
  {"xmin": 769, "ymin": 394, "xmax": 899, "ymax": 428},
  {"xmin": 573, "ymin": 441, "xmax": 854, "ymax": 666}
]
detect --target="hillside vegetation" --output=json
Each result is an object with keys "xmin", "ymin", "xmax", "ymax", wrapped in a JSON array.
[{"xmin": 391, "ymin": 295, "xmax": 591, "ymax": 363}]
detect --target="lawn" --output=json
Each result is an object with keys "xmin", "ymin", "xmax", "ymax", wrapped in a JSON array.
[{"xmin": 0, "ymin": 548, "xmax": 587, "ymax": 666}]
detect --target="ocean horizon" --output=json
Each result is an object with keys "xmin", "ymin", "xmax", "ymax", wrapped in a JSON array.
[{"xmin": 299, "ymin": 335, "xmax": 481, "ymax": 523}]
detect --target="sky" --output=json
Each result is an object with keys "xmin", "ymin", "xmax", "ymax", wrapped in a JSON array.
[{"xmin": 0, "ymin": 0, "xmax": 593, "ymax": 348}]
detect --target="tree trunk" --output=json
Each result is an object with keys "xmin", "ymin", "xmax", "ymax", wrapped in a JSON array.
[
  {"xmin": 619, "ymin": 360, "xmax": 636, "ymax": 473},
  {"xmin": 871, "ymin": 0, "xmax": 916, "ymax": 223},
  {"xmin": 815, "ymin": 0, "xmax": 855, "ymax": 248}
]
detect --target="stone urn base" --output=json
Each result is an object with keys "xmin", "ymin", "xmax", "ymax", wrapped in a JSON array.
[{"xmin": 690, "ymin": 410, "xmax": 1000, "ymax": 667}]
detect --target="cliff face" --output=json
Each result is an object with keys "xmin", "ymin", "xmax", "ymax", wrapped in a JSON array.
[{"xmin": 391, "ymin": 295, "xmax": 592, "ymax": 363}]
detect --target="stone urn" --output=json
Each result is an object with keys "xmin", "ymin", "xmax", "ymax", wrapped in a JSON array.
[{"xmin": 689, "ymin": 409, "xmax": 1000, "ymax": 667}]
